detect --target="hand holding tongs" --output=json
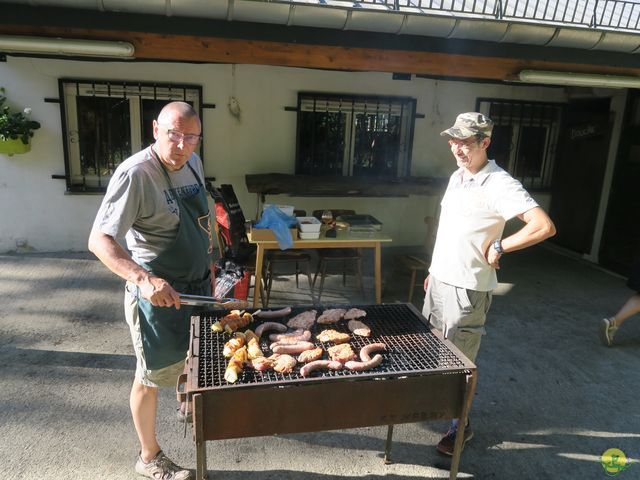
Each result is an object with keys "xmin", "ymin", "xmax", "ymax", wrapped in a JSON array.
[{"xmin": 179, "ymin": 293, "xmax": 249, "ymax": 310}]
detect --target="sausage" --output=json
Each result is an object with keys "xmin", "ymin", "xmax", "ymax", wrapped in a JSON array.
[
  {"xmin": 359, "ymin": 343, "xmax": 387, "ymax": 362},
  {"xmin": 254, "ymin": 307, "xmax": 292, "ymax": 319},
  {"xmin": 255, "ymin": 322, "xmax": 288, "ymax": 338},
  {"xmin": 345, "ymin": 353, "xmax": 383, "ymax": 371},
  {"xmin": 300, "ymin": 360, "xmax": 344, "ymax": 377},
  {"xmin": 269, "ymin": 329, "xmax": 312, "ymax": 343},
  {"xmin": 270, "ymin": 341, "xmax": 316, "ymax": 354}
]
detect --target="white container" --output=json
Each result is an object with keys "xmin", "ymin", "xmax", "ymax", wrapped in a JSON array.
[
  {"xmin": 297, "ymin": 216, "xmax": 321, "ymax": 233},
  {"xmin": 263, "ymin": 203, "xmax": 295, "ymax": 217},
  {"xmin": 299, "ymin": 231, "xmax": 321, "ymax": 240}
]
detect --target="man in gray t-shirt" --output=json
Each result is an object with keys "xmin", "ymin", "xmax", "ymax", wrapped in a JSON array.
[{"xmin": 89, "ymin": 102, "xmax": 212, "ymax": 480}]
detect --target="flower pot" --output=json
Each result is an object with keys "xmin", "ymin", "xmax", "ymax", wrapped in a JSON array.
[{"xmin": 0, "ymin": 138, "xmax": 31, "ymax": 156}]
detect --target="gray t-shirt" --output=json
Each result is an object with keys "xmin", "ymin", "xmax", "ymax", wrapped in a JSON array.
[{"xmin": 92, "ymin": 146, "xmax": 206, "ymax": 264}]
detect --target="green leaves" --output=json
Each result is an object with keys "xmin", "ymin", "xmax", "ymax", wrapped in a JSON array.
[{"xmin": 0, "ymin": 87, "xmax": 41, "ymax": 145}]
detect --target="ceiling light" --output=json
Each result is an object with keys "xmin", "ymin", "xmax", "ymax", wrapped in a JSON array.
[
  {"xmin": 0, "ymin": 35, "xmax": 134, "ymax": 58},
  {"xmin": 518, "ymin": 70, "xmax": 640, "ymax": 89}
]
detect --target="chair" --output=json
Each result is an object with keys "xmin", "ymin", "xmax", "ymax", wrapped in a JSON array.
[
  {"xmin": 399, "ymin": 215, "xmax": 438, "ymax": 303},
  {"xmin": 311, "ymin": 209, "xmax": 364, "ymax": 302},
  {"xmin": 262, "ymin": 209, "xmax": 315, "ymax": 306}
]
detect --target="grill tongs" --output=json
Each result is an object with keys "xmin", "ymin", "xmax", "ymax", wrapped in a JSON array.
[{"xmin": 179, "ymin": 293, "xmax": 249, "ymax": 310}]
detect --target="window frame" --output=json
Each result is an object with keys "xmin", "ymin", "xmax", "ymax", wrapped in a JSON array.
[
  {"xmin": 58, "ymin": 78, "xmax": 203, "ymax": 193},
  {"xmin": 295, "ymin": 92, "xmax": 416, "ymax": 178},
  {"xmin": 476, "ymin": 97, "xmax": 564, "ymax": 191}
]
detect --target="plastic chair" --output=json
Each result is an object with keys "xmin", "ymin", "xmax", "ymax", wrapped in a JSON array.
[{"xmin": 311, "ymin": 209, "xmax": 364, "ymax": 302}]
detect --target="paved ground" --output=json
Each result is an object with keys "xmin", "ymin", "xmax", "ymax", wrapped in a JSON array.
[{"xmin": 1, "ymin": 246, "xmax": 639, "ymax": 480}]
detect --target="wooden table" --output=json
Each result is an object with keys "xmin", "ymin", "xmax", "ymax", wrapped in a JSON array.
[{"xmin": 248, "ymin": 229, "xmax": 392, "ymax": 307}]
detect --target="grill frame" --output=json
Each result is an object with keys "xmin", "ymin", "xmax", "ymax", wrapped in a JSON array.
[{"xmin": 180, "ymin": 303, "xmax": 477, "ymax": 480}]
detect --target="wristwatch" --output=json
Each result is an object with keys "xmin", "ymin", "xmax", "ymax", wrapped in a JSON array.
[{"xmin": 492, "ymin": 238, "xmax": 504, "ymax": 255}]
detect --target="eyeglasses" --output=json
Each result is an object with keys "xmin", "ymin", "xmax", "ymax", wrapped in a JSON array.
[
  {"xmin": 448, "ymin": 138, "xmax": 478, "ymax": 150},
  {"xmin": 158, "ymin": 124, "xmax": 202, "ymax": 145}
]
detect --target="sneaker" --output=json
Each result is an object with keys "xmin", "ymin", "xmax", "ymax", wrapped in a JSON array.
[
  {"xmin": 135, "ymin": 450, "xmax": 192, "ymax": 480},
  {"xmin": 599, "ymin": 318, "xmax": 618, "ymax": 347},
  {"xmin": 436, "ymin": 424, "xmax": 474, "ymax": 456}
]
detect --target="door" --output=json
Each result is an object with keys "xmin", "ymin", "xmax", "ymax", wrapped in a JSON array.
[
  {"xmin": 600, "ymin": 91, "xmax": 640, "ymax": 274},
  {"xmin": 549, "ymin": 98, "xmax": 612, "ymax": 254}
]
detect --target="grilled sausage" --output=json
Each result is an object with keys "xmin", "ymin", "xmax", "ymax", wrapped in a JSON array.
[
  {"xmin": 254, "ymin": 307, "xmax": 292, "ymax": 319},
  {"xmin": 300, "ymin": 360, "xmax": 344, "ymax": 377},
  {"xmin": 268, "ymin": 329, "xmax": 312, "ymax": 343},
  {"xmin": 255, "ymin": 322, "xmax": 288, "ymax": 338},
  {"xmin": 345, "ymin": 353, "xmax": 383, "ymax": 371},
  {"xmin": 270, "ymin": 341, "xmax": 316, "ymax": 354},
  {"xmin": 359, "ymin": 343, "xmax": 387, "ymax": 362}
]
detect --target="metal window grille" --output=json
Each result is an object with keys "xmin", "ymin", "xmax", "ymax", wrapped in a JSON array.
[
  {"xmin": 59, "ymin": 79, "xmax": 203, "ymax": 193},
  {"xmin": 283, "ymin": 0, "xmax": 640, "ymax": 32},
  {"xmin": 296, "ymin": 93, "xmax": 416, "ymax": 178},
  {"xmin": 476, "ymin": 98, "xmax": 564, "ymax": 190}
]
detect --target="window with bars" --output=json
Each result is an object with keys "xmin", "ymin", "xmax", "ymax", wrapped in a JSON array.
[
  {"xmin": 476, "ymin": 98, "xmax": 564, "ymax": 190},
  {"xmin": 60, "ymin": 79, "xmax": 202, "ymax": 192},
  {"xmin": 295, "ymin": 93, "xmax": 416, "ymax": 177}
]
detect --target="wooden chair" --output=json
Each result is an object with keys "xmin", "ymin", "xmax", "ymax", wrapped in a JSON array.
[
  {"xmin": 311, "ymin": 209, "xmax": 364, "ymax": 302},
  {"xmin": 399, "ymin": 215, "xmax": 437, "ymax": 303}
]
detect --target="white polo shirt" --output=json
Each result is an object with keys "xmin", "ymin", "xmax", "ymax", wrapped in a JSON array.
[{"xmin": 429, "ymin": 160, "xmax": 538, "ymax": 291}]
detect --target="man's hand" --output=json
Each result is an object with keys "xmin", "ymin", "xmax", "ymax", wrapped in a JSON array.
[
  {"xmin": 486, "ymin": 244, "xmax": 501, "ymax": 269},
  {"xmin": 139, "ymin": 276, "xmax": 181, "ymax": 309},
  {"xmin": 423, "ymin": 274, "xmax": 430, "ymax": 292}
]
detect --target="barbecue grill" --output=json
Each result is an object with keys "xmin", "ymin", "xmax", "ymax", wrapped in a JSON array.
[{"xmin": 177, "ymin": 303, "xmax": 477, "ymax": 480}]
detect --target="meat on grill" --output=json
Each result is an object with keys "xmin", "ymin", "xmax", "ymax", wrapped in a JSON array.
[
  {"xmin": 268, "ymin": 329, "xmax": 312, "ymax": 343},
  {"xmin": 269, "ymin": 354, "xmax": 297, "ymax": 374},
  {"xmin": 359, "ymin": 342, "xmax": 387, "ymax": 362},
  {"xmin": 344, "ymin": 308, "xmax": 367, "ymax": 320},
  {"xmin": 287, "ymin": 310, "xmax": 317, "ymax": 330},
  {"xmin": 224, "ymin": 346, "xmax": 248, "ymax": 383},
  {"xmin": 317, "ymin": 308, "xmax": 347, "ymax": 324},
  {"xmin": 316, "ymin": 329, "xmax": 351, "ymax": 344},
  {"xmin": 300, "ymin": 359, "xmax": 343, "ymax": 377},
  {"xmin": 250, "ymin": 356, "xmax": 273, "ymax": 372},
  {"xmin": 254, "ymin": 307, "xmax": 292, "ymax": 319},
  {"xmin": 270, "ymin": 341, "xmax": 316, "ymax": 355},
  {"xmin": 297, "ymin": 347, "xmax": 323, "ymax": 363},
  {"xmin": 222, "ymin": 333, "xmax": 246, "ymax": 358},
  {"xmin": 345, "ymin": 353, "xmax": 383, "ymax": 372},
  {"xmin": 347, "ymin": 319, "xmax": 371, "ymax": 337},
  {"xmin": 327, "ymin": 343, "xmax": 357, "ymax": 363},
  {"xmin": 255, "ymin": 321, "xmax": 287, "ymax": 338}
]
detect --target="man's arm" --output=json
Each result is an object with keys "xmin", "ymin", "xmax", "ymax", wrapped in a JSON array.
[
  {"xmin": 88, "ymin": 229, "xmax": 181, "ymax": 308},
  {"xmin": 486, "ymin": 206, "xmax": 556, "ymax": 268}
]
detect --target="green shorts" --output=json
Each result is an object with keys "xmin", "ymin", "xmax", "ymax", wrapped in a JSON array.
[
  {"xmin": 422, "ymin": 276, "xmax": 492, "ymax": 362},
  {"xmin": 124, "ymin": 282, "xmax": 186, "ymax": 388}
]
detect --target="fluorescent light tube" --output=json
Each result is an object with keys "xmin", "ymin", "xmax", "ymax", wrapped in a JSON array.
[
  {"xmin": 519, "ymin": 70, "xmax": 640, "ymax": 89},
  {"xmin": 0, "ymin": 35, "xmax": 134, "ymax": 58}
]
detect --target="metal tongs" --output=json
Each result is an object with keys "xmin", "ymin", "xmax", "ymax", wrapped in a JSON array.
[{"xmin": 179, "ymin": 293, "xmax": 249, "ymax": 310}]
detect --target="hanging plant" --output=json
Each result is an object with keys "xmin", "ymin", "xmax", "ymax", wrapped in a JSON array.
[{"xmin": 0, "ymin": 87, "xmax": 41, "ymax": 147}]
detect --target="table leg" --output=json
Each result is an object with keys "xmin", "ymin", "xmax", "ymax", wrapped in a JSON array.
[
  {"xmin": 253, "ymin": 244, "xmax": 265, "ymax": 308},
  {"xmin": 374, "ymin": 243, "xmax": 382, "ymax": 304}
]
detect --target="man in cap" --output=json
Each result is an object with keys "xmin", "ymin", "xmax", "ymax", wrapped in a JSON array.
[{"xmin": 423, "ymin": 112, "xmax": 555, "ymax": 455}]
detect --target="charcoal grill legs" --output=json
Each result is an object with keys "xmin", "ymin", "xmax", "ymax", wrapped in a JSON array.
[
  {"xmin": 449, "ymin": 371, "xmax": 478, "ymax": 480},
  {"xmin": 193, "ymin": 394, "xmax": 208, "ymax": 480},
  {"xmin": 383, "ymin": 424, "xmax": 394, "ymax": 464}
]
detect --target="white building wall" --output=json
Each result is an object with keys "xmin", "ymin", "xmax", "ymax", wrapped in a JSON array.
[{"xmin": 0, "ymin": 56, "xmax": 589, "ymax": 252}]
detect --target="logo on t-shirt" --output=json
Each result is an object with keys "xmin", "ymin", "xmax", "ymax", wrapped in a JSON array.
[{"xmin": 163, "ymin": 184, "xmax": 201, "ymax": 214}]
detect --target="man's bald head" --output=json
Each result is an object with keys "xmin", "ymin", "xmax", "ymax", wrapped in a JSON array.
[{"xmin": 157, "ymin": 101, "xmax": 199, "ymax": 124}]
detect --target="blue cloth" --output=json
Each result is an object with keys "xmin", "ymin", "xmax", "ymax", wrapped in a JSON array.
[{"xmin": 254, "ymin": 205, "xmax": 297, "ymax": 250}]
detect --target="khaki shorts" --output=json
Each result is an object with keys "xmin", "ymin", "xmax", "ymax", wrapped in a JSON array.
[
  {"xmin": 422, "ymin": 276, "xmax": 492, "ymax": 362},
  {"xmin": 124, "ymin": 282, "xmax": 186, "ymax": 388}
]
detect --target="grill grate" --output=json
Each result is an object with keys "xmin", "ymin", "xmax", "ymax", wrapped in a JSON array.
[{"xmin": 195, "ymin": 303, "xmax": 468, "ymax": 390}]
